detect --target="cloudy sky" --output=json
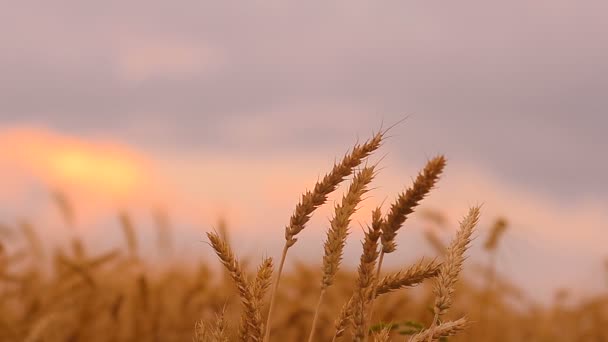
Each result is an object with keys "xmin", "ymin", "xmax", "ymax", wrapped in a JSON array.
[{"xmin": 1, "ymin": 1, "xmax": 607, "ymax": 303}]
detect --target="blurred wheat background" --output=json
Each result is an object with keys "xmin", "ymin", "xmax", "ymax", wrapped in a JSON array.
[{"xmin": 1, "ymin": 1, "xmax": 607, "ymax": 341}]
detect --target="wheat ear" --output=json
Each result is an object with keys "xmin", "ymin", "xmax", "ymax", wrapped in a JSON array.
[
  {"xmin": 368, "ymin": 156, "xmax": 446, "ymax": 323},
  {"xmin": 308, "ymin": 166, "xmax": 376, "ymax": 342},
  {"xmin": 410, "ymin": 318, "xmax": 468, "ymax": 342},
  {"xmin": 211, "ymin": 308, "xmax": 229, "ymax": 342},
  {"xmin": 426, "ymin": 206, "xmax": 480, "ymax": 342},
  {"xmin": 332, "ymin": 296, "xmax": 353, "ymax": 342},
  {"xmin": 264, "ymin": 131, "xmax": 383, "ymax": 342},
  {"xmin": 374, "ymin": 257, "xmax": 441, "ymax": 296},
  {"xmin": 331, "ymin": 258, "xmax": 439, "ymax": 341},
  {"xmin": 353, "ymin": 208, "xmax": 383, "ymax": 342},
  {"xmin": 253, "ymin": 257, "xmax": 274, "ymax": 303},
  {"xmin": 372, "ymin": 325, "xmax": 392, "ymax": 342},
  {"xmin": 207, "ymin": 232, "xmax": 263, "ymax": 341},
  {"xmin": 380, "ymin": 156, "xmax": 446, "ymax": 255},
  {"xmin": 193, "ymin": 307, "xmax": 229, "ymax": 342}
]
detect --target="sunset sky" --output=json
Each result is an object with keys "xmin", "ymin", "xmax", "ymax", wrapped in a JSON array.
[{"xmin": 1, "ymin": 1, "xmax": 607, "ymax": 303}]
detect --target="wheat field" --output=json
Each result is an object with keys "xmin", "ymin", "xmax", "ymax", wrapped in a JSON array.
[{"xmin": 1, "ymin": 130, "xmax": 607, "ymax": 342}]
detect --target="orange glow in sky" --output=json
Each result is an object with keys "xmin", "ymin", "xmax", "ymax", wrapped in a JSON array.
[{"xmin": 0, "ymin": 127, "xmax": 152, "ymax": 201}]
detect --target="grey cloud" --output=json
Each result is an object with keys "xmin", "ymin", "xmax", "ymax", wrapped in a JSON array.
[{"xmin": 1, "ymin": 1, "xmax": 607, "ymax": 199}]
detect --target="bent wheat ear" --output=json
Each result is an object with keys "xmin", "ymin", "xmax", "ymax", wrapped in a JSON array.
[
  {"xmin": 410, "ymin": 318, "xmax": 468, "ymax": 342},
  {"xmin": 265, "ymin": 131, "xmax": 384, "ymax": 342},
  {"xmin": 372, "ymin": 326, "xmax": 392, "ymax": 342},
  {"xmin": 285, "ymin": 131, "xmax": 383, "ymax": 248},
  {"xmin": 207, "ymin": 232, "xmax": 263, "ymax": 341},
  {"xmin": 375, "ymin": 258, "xmax": 441, "ymax": 296},
  {"xmin": 309, "ymin": 166, "xmax": 376, "ymax": 342}
]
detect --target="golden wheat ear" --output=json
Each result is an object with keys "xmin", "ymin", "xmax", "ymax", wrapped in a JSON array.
[
  {"xmin": 309, "ymin": 165, "xmax": 376, "ymax": 342},
  {"xmin": 425, "ymin": 206, "xmax": 481, "ymax": 342},
  {"xmin": 374, "ymin": 258, "xmax": 441, "ymax": 296},
  {"xmin": 207, "ymin": 231, "xmax": 263, "ymax": 341},
  {"xmin": 381, "ymin": 155, "xmax": 446, "ymax": 255},
  {"xmin": 265, "ymin": 130, "xmax": 384, "ymax": 342},
  {"xmin": 353, "ymin": 218, "xmax": 384, "ymax": 342},
  {"xmin": 365, "ymin": 156, "xmax": 446, "ymax": 332},
  {"xmin": 193, "ymin": 307, "xmax": 229, "ymax": 342},
  {"xmin": 409, "ymin": 318, "xmax": 468, "ymax": 342},
  {"xmin": 371, "ymin": 325, "xmax": 392, "ymax": 342}
]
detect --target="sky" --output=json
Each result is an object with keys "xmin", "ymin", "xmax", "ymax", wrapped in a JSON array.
[{"xmin": 1, "ymin": 1, "xmax": 607, "ymax": 303}]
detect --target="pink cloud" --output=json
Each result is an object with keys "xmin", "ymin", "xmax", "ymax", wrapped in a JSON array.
[{"xmin": 113, "ymin": 36, "xmax": 225, "ymax": 82}]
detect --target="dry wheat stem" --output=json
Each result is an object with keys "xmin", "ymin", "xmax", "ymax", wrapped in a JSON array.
[
  {"xmin": 264, "ymin": 131, "xmax": 384, "ymax": 342},
  {"xmin": 307, "ymin": 289, "xmax": 326, "ymax": 342}
]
